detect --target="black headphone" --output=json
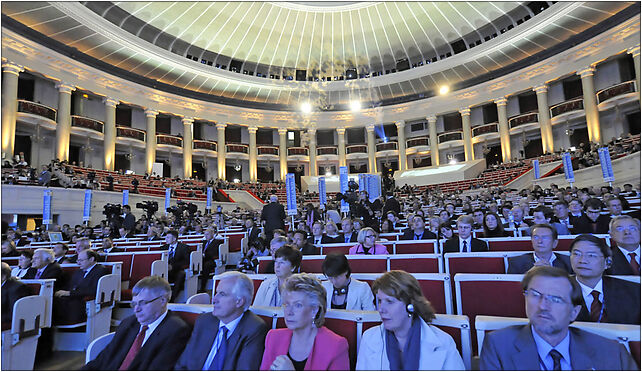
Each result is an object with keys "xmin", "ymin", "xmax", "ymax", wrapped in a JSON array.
[
  {"xmin": 333, "ymin": 286, "xmax": 348, "ymax": 296},
  {"xmin": 605, "ymin": 256, "xmax": 613, "ymax": 268}
]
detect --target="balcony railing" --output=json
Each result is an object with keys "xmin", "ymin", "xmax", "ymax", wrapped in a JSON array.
[
  {"xmin": 472, "ymin": 123, "xmax": 498, "ymax": 137},
  {"xmin": 17, "ymin": 100, "xmax": 56, "ymax": 121},
  {"xmin": 550, "ymin": 98, "xmax": 584, "ymax": 118},
  {"xmin": 287, "ymin": 147, "xmax": 308, "ymax": 156},
  {"xmin": 71, "ymin": 115, "xmax": 103, "ymax": 133},
  {"xmin": 346, "ymin": 145, "xmax": 367, "ymax": 154},
  {"xmin": 317, "ymin": 146, "xmax": 338, "ymax": 155},
  {"xmin": 226, "ymin": 144, "xmax": 249, "ymax": 154},
  {"xmin": 406, "ymin": 137, "xmax": 429, "ymax": 148},
  {"xmin": 376, "ymin": 141, "xmax": 398, "ymax": 151},
  {"xmin": 156, "ymin": 134, "xmax": 182, "ymax": 147},
  {"xmin": 508, "ymin": 112, "xmax": 539, "ymax": 129},
  {"xmin": 438, "ymin": 131, "xmax": 463, "ymax": 144},
  {"xmin": 597, "ymin": 80, "xmax": 637, "ymax": 104},
  {"xmin": 117, "ymin": 126, "xmax": 146, "ymax": 141},
  {"xmin": 193, "ymin": 140, "xmax": 217, "ymax": 151},
  {"xmin": 258, "ymin": 146, "xmax": 279, "ymax": 155}
]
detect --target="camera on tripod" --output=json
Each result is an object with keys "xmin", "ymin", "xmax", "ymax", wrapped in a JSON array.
[
  {"xmin": 102, "ymin": 203, "xmax": 122, "ymax": 225},
  {"xmin": 136, "ymin": 200, "xmax": 158, "ymax": 219},
  {"xmin": 166, "ymin": 201, "xmax": 198, "ymax": 225}
]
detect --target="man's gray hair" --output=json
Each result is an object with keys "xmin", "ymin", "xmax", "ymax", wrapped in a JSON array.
[
  {"xmin": 34, "ymin": 248, "xmax": 54, "ymax": 263},
  {"xmin": 270, "ymin": 194, "xmax": 278, "ymax": 203},
  {"xmin": 270, "ymin": 236, "xmax": 288, "ymax": 248},
  {"xmin": 609, "ymin": 215, "xmax": 640, "ymax": 232},
  {"xmin": 132, "ymin": 275, "xmax": 171, "ymax": 300},
  {"xmin": 217, "ymin": 271, "xmax": 254, "ymax": 310}
]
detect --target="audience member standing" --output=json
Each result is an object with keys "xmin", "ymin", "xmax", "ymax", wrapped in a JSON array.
[{"xmin": 261, "ymin": 195, "xmax": 285, "ymax": 243}]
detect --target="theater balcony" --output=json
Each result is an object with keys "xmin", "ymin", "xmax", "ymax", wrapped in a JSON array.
[
  {"xmin": 287, "ymin": 147, "xmax": 309, "ymax": 162},
  {"xmin": 257, "ymin": 145, "xmax": 279, "ymax": 161},
  {"xmin": 509, "ymin": 111, "xmax": 539, "ymax": 134},
  {"xmin": 317, "ymin": 146, "xmax": 338, "ymax": 162},
  {"xmin": 16, "ymin": 100, "xmax": 57, "ymax": 130},
  {"xmin": 226, "ymin": 143, "xmax": 249, "ymax": 160},
  {"xmin": 472, "ymin": 123, "xmax": 500, "ymax": 144},
  {"xmin": 405, "ymin": 136, "xmax": 430, "ymax": 155},
  {"xmin": 550, "ymin": 98, "xmax": 585, "ymax": 124},
  {"xmin": 346, "ymin": 144, "xmax": 368, "ymax": 160},
  {"xmin": 70, "ymin": 115, "xmax": 104, "ymax": 140},
  {"xmin": 597, "ymin": 80, "xmax": 639, "ymax": 111},
  {"xmin": 116, "ymin": 126, "xmax": 146, "ymax": 147},
  {"xmin": 375, "ymin": 141, "xmax": 398, "ymax": 158},
  {"xmin": 437, "ymin": 131, "xmax": 463, "ymax": 150},
  {"xmin": 192, "ymin": 139, "xmax": 217, "ymax": 155},
  {"xmin": 156, "ymin": 134, "xmax": 182, "ymax": 149}
]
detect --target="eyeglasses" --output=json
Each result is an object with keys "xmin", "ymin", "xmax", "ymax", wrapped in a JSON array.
[
  {"xmin": 614, "ymin": 225, "xmax": 639, "ymax": 232},
  {"xmin": 570, "ymin": 251, "xmax": 604, "ymax": 260},
  {"xmin": 585, "ymin": 209, "xmax": 601, "ymax": 214},
  {"xmin": 524, "ymin": 289, "xmax": 569, "ymax": 305},
  {"xmin": 364, "ymin": 235, "xmax": 376, "ymax": 239},
  {"xmin": 132, "ymin": 296, "xmax": 163, "ymax": 308}
]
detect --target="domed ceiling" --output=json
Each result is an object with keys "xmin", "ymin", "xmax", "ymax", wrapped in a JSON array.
[{"xmin": 1, "ymin": 1, "xmax": 638, "ymax": 111}]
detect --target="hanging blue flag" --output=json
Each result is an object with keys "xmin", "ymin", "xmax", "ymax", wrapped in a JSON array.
[
  {"xmin": 122, "ymin": 189, "xmax": 129, "ymax": 206},
  {"xmin": 286, "ymin": 173, "xmax": 298, "ymax": 215},
  {"xmin": 206, "ymin": 187, "xmax": 213, "ymax": 209},
  {"xmin": 42, "ymin": 189, "xmax": 53, "ymax": 225},
  {"xmin": 562, "ymin": 153, "xmax": 575, "ymax": 183},
  {"xmin": 533, "ymin": 160, "xmax": 540, "ymax": 179},
  {"xmin": 339, "ymin": 166, "xmax": 349, "ymax": 213},
  {"xmin": 598, "ymin": 147, "xmax": 615, "ymax": 182},
  {"xmin": 165, "ymin": 188, "xmax": 171, "ymax": 214},
  {"xmin": 83, "ymin": 189, "xmax": 92, "ymax": 222},
  {"xmin": 318, "ymin": 177, "xmax": 327, "ymax": 206}
]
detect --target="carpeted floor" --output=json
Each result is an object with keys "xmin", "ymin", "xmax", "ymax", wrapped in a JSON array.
[{"xmin": 34, "ymin": 351, "xmax": 85, "ymax": 371}]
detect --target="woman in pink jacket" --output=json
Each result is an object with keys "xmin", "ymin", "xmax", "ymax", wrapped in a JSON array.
[
  {"xmin": 260, "ymin": 274, "xmax": 349, "ymax": 371},
  {"xmin": 349, "ymin": 227, "xmax": 389, "ymax": 255}
]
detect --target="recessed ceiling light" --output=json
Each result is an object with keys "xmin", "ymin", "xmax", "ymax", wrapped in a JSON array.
[
  {"xmin": 439, "ymin": 85, "xmax": 450, "ymax": 95},
  {"xmin": 301, "ymin": 102, "xmax": 312, "ymax": 114},
  {"xmin": 350, "ymin": 100, "xmax": 361, "ymax": 112}
]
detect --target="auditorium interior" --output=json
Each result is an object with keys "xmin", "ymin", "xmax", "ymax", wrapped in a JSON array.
[{"xmin": 1, "ymin": 1, "xmax": 641, "ymax": 371}]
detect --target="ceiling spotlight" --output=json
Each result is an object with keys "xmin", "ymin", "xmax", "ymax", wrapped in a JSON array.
[
  {"xmin": 301, "ymin": 102, "xmax": 312, "ymax": 114},
  {"xmin": 350, "ymin": 100, "xmax": 361, "ymax": 112},
  {"xmin": 439, "ymin": 85, "xmax": 450, "ymax": 95}
]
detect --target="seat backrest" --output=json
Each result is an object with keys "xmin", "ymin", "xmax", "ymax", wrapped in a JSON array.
[
  {"xmin": 106, "ymin": 253, "xmax": 133, "ymax": 281},
  {"xmin": 445, "ymin": 253, "xmax": 507, "ymax": 276},
  {"xmin": 323, "ymin": 311, "xmax": 361, "ymax": 370},
  {"xmin": 394, "ymin": 240, "xmax": 437, "ymax": 254},
  {"xmin": 432, "ymin": 314, "xmax": 473, "ymax": 370},
  {"xmin": 124, "ymin": 246, "xmax": 149, "ymax": 252},
  {"xmin": 130, "ymin": 252, "xmax": 164, "ymax": 287},
  {"xmin": 86, "ymin": 332, "xmax": 115, "ymax": 364},
  {"xmin": 346, "ymin": 255, "xmax": 388, "ymax": 273},
  {"xmin": 11, "ymin": 295, "xmax": 47, "ymax": 334},
  {"xmin": 321, "ymin": 245, "xmax": 352, "ymax": 255},
  {"xmin": 300, "ymin": 256, "xmax": 325, "ymax": 274},
  {"xmin": 223, "ymin": 232, "xmax": 245, "ymax": 252},
  {"xmin": 257, "ymin": 257, "xmax": 272, "ymax": 274},
  {"xmin": 483, "ymin": 237, "xmax": 532, "ymax": 251},
  {"xmin": 389, "ymin": 254, "xmax": 441, "ymax": 273},
  {"xmin": 167, "ymin": 303, "xmax": 211, "ymax": 326},
  {"xmin": 187, "ymin": 293, "xmax": 211, "ymax": 304},
  {"xmin": 95, "ymin": 274, "xmax": 119, "ymax": 306}
]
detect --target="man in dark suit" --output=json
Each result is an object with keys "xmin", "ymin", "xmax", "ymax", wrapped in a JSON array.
[
  {"xmin": 480, "ymin": 266, "xmax": 637, "ymax": 370},
  {"xmin": 24, "ymin": 248, "xmax": 64, "ymax": 289},
  {"xmin": 53, "ymin": 249, "xmax": 109, "ymax": 324},
  {"xmin": 442, "ymin": 215, "xmax": 488, "ymax": 254},
  {"xmin": 261, "ymin": 195, "xmax": 285, "ymax": 242},
  {"xmin": 507, "ymin": 224, "xmax": 573, "ymax": 274},
  {"xmin": 52, "ymin": 242, "xmax": 71, "ymax": 264},
  {"xmin": 309, "ymin": 221, "xmax": 334, "ymax": 245},
  {"xmin": 200, "ymin": 228, "xmax": 225, "ymax": 292},
  {"xmin": 175, "ymin": 271, "xmax": 269, "ymax": 370},
  {"xmin": 569, "ymin": 234, "xmax": 640, "ymax": 324},
  {"xmin": 401, "ymin": 215, "xmax": 437, "ymax": 241},
  {"xmin": 118, "ymin": 227, "xmax": 135, "ymax": 239},
  {"xmin": 572, "ymin": 198, "xmax": 610, "ymax": 234},
  {"xmin": 292, "ymin": 230, "xmax": 319, "ymax": 255},
  {"xmin": 339, "ymin": 218, "xmax": 358, "ymax": 243},
  {"xmin": 82, "ymin": 276, "xmax": 190, "ymax": 370},
  {"xmin": 245, "ymin": 217, "xmax": 261, "ymax": 248},
  {"xmin": 160, "ymin": 230, "xmax": 191, "ymax": 301},
  {"xmin": 122, "ymin": 205, "xmax": 136, "ymax": 232},
  {"xmin": 1, "ymin": 262, "xmax": 31, "ymax": 326},
  {"xmin": 304, "ymin": 203, "xmax": 321, "ymax": 230},
  {"xmin": 606, "ymin": 215, "xmax": 641, "ymax": 276},
  {"xmin": 382, "ymin": 192, "xmax": 401, "ymax": 216}
]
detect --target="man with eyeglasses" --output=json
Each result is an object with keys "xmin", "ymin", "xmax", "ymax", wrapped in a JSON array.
[
  {"xmin": 572, "ymin": 198, "xmax": 610, "ymax": 234},
  {"xmin": 607, "ymin": 215, "xmax": 642, "ymax": 276},
  {"xmin": 507, "ymin": 224, "xmax": 573, "ymax": 274},
  {"xmin": 401, "ymin": 215, "xmax": 437, "ymax": 241},
  {"xmin": 569, "ymin": 234, "xmax": 640, "ymax": 325},
  {"xmin": 480, "ymin": 266, "xmax": 637, "ymax": 370},
  {"xmin": 83, "ymin": 276, "xmax": 190, "ymax": 370}
]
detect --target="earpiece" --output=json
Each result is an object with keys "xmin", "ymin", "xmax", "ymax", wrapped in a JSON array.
[
  {"xmin": 333, "ymin": 286, "xmax": 348, "ymax": 296},
  {"xmin": 605, "ymin": 257, "xmax": 613, "ymax": 268},
  {"xmin": 406, "ymin": 303, "xmax": 414, "ymax": 315}
]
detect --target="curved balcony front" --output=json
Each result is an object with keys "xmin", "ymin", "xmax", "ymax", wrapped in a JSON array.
[
  {"xmin": 550, "ymin": 98, "xmax": 584, "ymax": 124},
  {"xmin": 116, "ymin": 126, "xmax": 146, "ymax": 147},
  {"xmin": 346, "ymin": 144, "xmax": 368, "ymax": 160},
  {"xmin": 509, "ymin": 111, "xmax": 539, "ymax": 133},
  {"xmin": 405, "ymin": 136, "xmax": 430, "ymax": 155},
  {"xmin": 193, "ymin": 139, "xmax": 217, "ymax": 155},
  {"xmin": 226, "ymin": 143, "xmax": 249, "ymax": 160},
  {"xmin": 287, "ymin": 147, "xmax": 309, "ymax": 162},
  {"xmin": 156, "ymin": 134, "xmax": 182, "ymax": 149},
  {"xmin": 597, "ymin": 80, "xmax": 638, "ymax": 110},
  {"xmin": 71, "ymin": 115, "xmax": 104, "ymax": 140},
  {"xmin": 317, "ymin": 146, "xmax": 338, "ymax": 161},
  {"xmin": 375, "ymin": 141, "xmax": 398, "ymax": 158},
  {"xmin": 257, "ymin": 145, "xmax": 279, "ymax": 161},
  {"xmin": 472, "ymin": 123, "xmax": 499, "ymax": 144},
  {"xmin": 16, "ymin": 100, "xmax": 57, "ymax": 129},
  {"xmin": 437, "ymin": 131, "xmax": 463, "ymax": 150}
]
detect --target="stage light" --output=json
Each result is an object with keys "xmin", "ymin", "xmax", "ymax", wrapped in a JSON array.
[
  {"xmin": 350, "ymin": 100, "xmax": 361, "ymax": 112},
  {"xmin": 301, "ymin": 102, "xmax": 312, "ymax": 114},
  {"xmin": 325, "ymin": 171, "xmax": 332, "ymax": 176},
  {"xmin": 439, "ymin": 85, "xmax": 450, "ymax": 95},
  {"xmin": 449, "ymin": 158, "xmax": 457, "ymax": 165},
  {"xmin": 233, "ymin": 178, "xmax": 240, "ymax": 183}
]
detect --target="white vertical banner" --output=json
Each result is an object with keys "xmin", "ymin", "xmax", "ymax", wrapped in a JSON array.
[
  {"xmin": 339, "ymin": 166, "xmax": 349, "ymax": 213},
  {"xmin": 82, "ymin": 189, "xmax": 92, "ymax": 222},
  {"xmin": 122, "ymin": 189, "xmax": 129, "ymax": 206},
  {"xmin": 42, "ymin": 189, "xmax": 53, "ymax": 225},
  {"xmin": 318, "ymin": 177, "xmax": 327, "ymax": 207},
  {"xmin": 286, "ymin": 173, "xmax": 298, "ymax": 215},
  {"xmin": 206, "ymin": 187, "xmax": 213, "ymax": 210},
  {"xmin": 598, "ymin": 147, "xmax": 615, "ymax": 183},
  {"xmin": 165, "ymin": 188, "xmax": 171, "ymax": 215}
]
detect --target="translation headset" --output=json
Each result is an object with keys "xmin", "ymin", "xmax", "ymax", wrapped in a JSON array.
[{"xmin": 333, "ymin": 286, "xmax": 348, "ymax": 296}]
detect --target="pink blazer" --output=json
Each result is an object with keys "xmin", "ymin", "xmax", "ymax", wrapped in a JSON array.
[
  {"xmin": 348, "ymin": 243, "xmax": 388, "ymax": 255},
  {"xmin": 260, "ymin": 326, "xmax": 349, "ymax": 371}
]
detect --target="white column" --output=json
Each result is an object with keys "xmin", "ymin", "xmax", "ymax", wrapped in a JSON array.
[
  {"xmin": 248, "ymin": 126, "xmax": 258, "ymax": 182},
  {"xmin": 55, "ymin": 83, "xmax": 75, "ymax": 162},
  {"xmin": 103, "ymin": 97, "xmax": 118, "ymax": 170},
  {"xmin": 1, "ymin": 62, "xmax": 23, "ymax": 159},
  {"xmin": 337, "ymin": 127, "xmax": 346, "ymax": 168},
  {"xmin": 578, "ymin": 66, "xmax": 602, "ymax": 145},
  {"xmin": 628, "ymin": 45, "xmax": 641, "ymax": 98},
  {"xmin": 427, "ymin": 116, "xmax": 439, "ymax": 166},
  {"xmin": 278, "ymin": 128, "xmax": 288, "ymax": 181},
  {"xmin": 459, "ymin": 108, "xmax": 473, "ymax": 161},
  {"xmin": 534, "ymin": 85, "xmax": 554, "ymax": 154},
  {"xmin": 495, "ymin": 98, "xmax": 512, "ymax": 162},
  {"xmin": 144, "ymin": 109, "xmax": 158, "ymax": 175},
  {"xmin": 308, "ymin": 128, "xmax": 317, "ymax": 176},
  {"xmin": 217, "ymin": 123, "xmax": 227, "ymax": 180},
  {"xmin": 366, "ymin": 125, "xmax": 377, "ymax": 173},
  {"xmin": 182, "ymin": 117, "xmax": 193, "ymax": 179},
  {"xmin": 395, "ymin": 120, "xmax": 407, "ymax": 170}
]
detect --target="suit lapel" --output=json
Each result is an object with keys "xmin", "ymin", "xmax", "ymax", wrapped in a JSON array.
[
  {"xmin": 199, "ymin": 315, "xmax": 220, "ymax": 369},
  {"xmin": 569, "ymin": 329, "xmax": 595, "ymax": 370},
  {"xmin": 511, "ymin": 326, "xmax": 541, "ymax": 370},
  {"xmin": 223, "ymin": 313, "xmax": 246, "ymax": 369}
]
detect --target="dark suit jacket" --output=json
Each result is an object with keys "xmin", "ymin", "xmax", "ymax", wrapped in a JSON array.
[
  {"xmin": 573, "ymin": 276, "xmax": 640, "ymax": 325},
  {"xmin": 203, "ymin": 238, "xmax": 225, "ymax": 262},
  {"xmin": 400, "ymin": 229, "xmax": 437, "ymax": 241},
  {"xmin": 54, "ymin": 264, "xmax": 109, "ymax": 324},
  {"xmin": 82, "ymin": 311, "xmax": 190, "ymax": 370},
  {"xmin": 572, "ymin": 214, "xmax": 610, "ymax": 234},
  {"xmin": 311, "ymin": 235, "xmax": 339, "ymax": 245},
  {"xmin": 382, "ymin": 197, "xmax": 401, "ymax": 216},
  {"xmin": 161, "ymin": 243, "xmax": 191, "ymax": 273},
  {"xmin": 442, "ymin": 237, "xmax": 489, "ymax": 254},
  {"xmin": 507, "ymin": 253, "xmax": 573, "ymax": 274},
  {"xmin": 23, "ymin": 262, "xmax": 64, "ymax": 290},
  {"xmin": 174, "ymin": 311, "xmax": 269, "ymax": 370},
  {"xmin": 300, "ymin": 242, "xmax": 320, "ymax": 256},
  {"xmin": 480, "ymin": 324, "xmax": 637, "ymax": 370},
  {"xmin": 261, "ymin": 202, "xmax": 286, "ymax": 232},
  {"xmin": 1, "ymin": 277, "xmax": 31, "ymax": 325},
  {"xmin": 338, "ymin": 233, "xmax": 358, "ymax": 244},
  {"xmin": 606, "ymin": 244, "xmax": 639, "ymax": 276},
  {"xmin": 246, "ymin": 226, "xmax": 260, "ymax": 245},
  {"xmin": 122, "ymin": 213, "xmax": 136, "ymax": 231}
]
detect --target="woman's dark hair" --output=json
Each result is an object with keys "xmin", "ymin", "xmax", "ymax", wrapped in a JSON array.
[
  {"xmin": 372, "ymin": 270, "xmax": 435, "ymax": 324},
  {"xmin": 322, "ymin": 253, "xmax": 351, "ymax": 277},
  {"xmin": 274, "ymin": 244, "xmax": 302, "ymax": 271},
  {"xmin": 482, "ymin": 212, "xmax": 507, "ymax": 237},
  {"xmin": 19, "ymin": 249, "xmax": 33, "ymax": 260}
]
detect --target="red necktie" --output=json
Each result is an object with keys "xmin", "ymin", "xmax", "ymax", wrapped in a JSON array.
[
  {"xmin": 589, "ymin": 290, "xmax": 604, "ymax": 322},
  {"xmin": 119, "ymin": 325, "xmax": 148, "ymax": 370},
  {"xmin": 629, "ymin": 253, "xmax": 640, "ymax": 275}
]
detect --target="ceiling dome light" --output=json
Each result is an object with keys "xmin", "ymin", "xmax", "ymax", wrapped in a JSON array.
[
  {"xmin": 301, "ymin": 102, "xmax": 312, "ymax": 114},
  {"xmin": 439, "ymin": 85, "xmax": 450, "ymax": 95},
  {"xmin": 350, "ymin": 100, "xmax": 361, "ymax": 112}
]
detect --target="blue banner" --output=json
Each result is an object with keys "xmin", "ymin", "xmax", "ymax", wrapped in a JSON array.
[
  {"xmin": 318, "ymin": 177, "xmax": 327, "ymax": 206},
  {"xmin": 368, "ymin": 174, "xmax": 381, "ymax": 203},
  {"xmin": 42, "ymin": 189, "xmax": 53, "ymax": 225},
  {"xmin": 339, "ymin": 166, "xmax": 349, "ymax": 213},
  {"xmin": 358, "ymin": 174, "xmax": 367, "ymax": 192},
  {"xmin": 122, "ymin": 189, "xmax": 129, "ymax": 206},
  {"xmin": 206, "ymin": 187, "xmax": 213, "ymax": 209},
  {"xmin": 598, "ymin": 147, "xmax": 615, "ymax": 182},
  {"xmin": 83, "ymin": 189, "xmax": 92, "ymax": 222},
  {"xmin": 533, "ymin": 160, "xmax": 540, "ymax": 179},
  {"xmin": 165, "ymin": 188, "xmax": 171, "ymax": 214},
  {"xmin": 562, "ymin": 153, "xmax": 575, "ymax": 183},
  {"xmin": 286, "ymin": 173, "xmax": 298, "ymax": 215}
]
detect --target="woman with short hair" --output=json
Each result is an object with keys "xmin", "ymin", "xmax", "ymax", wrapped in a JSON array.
[
  {"xmin": 356, "ymin": 270, "xmax": 464, "ymax": 370},
  {"xmin": 11, "ymin": 250, "xmax": 33, "ymax": 278},
  {"xmin": 349, "ymin": 228, "xmax": 389, "ymax": 255},
  {"xmin": 321, "ymin": 253, "xmax": 375, "ymax": 311},
  {"xmin": 260, "ymin": 274, "xmax": 350, "ymax": 370},
  {"xmin": 253, "ymin": 245, "xmax": 302, "ymax": 307}
]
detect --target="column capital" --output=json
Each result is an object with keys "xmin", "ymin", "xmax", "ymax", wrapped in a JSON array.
[
  {"xmin": 144, "ymin": 109, "xmax": 158, "ymax": 118},
  {"xmin": 628, "ymin": 45, "xmax": 641, "ymax": 57},
  {"xmin": 394, "ymin": 120, "xmax": 405, "ymax": 128},
  {"xmin": 102, "ymin": 96, "xmax": 119, "ymax": 107},
  {"xmin": 247, "ymin": 126, "xmax": 258, "ymax": 134},
  {"xmin": 216, "ymin": 123, "xmax": 227, "ymax": 130},
  {"xmin": 366, "ymin": 125, "xmax": 376, "ymax": 132},
  {"xmin": 459, "ymin": 108, "xmax": 471, "ymax": 116},
  {"xmin": 56, "ymin": 82, "xmax": 75, "ymax": 94},
  {"xmin": 1, "ymin": 62, "xmax": 24, "ymax": 76},
  {"xmin": 494, "ymin": 98, "xmax": 507, "ymax": 106},
  {"xmin": 577, "ymin": 66, "xmax": 595, "ymax": 78},
  {"xmin": 182, "ymin": 117, "xmax": 194, "ymax": 125},
  {"xmin": 336, "ymin": 127, "xmax": 346, "ymax": 135},
  {"xmin": 426, "ymin": 115, "xmax": 437, "ymax": 123},
  {"xmin": 307, "ymin": 128, "xmax": 316, "ymax": 135},
  {"xmin": 533, "ymin": 85, "xmax": 548, "ymax": 94},
  {"xmin": 278, "ymin": 128, "xmax": 288, "ymax": 135}
]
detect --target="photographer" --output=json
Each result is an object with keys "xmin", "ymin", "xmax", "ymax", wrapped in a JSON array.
[{"xmin": 105, "ymin": 175, "xmax": 114, "ymax": 191}]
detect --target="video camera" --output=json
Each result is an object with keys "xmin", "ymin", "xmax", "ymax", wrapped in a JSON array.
[
  {"xmin": 102, "ymin": 203, "xmax": 122, "ymax": 224},
  {"xmin": 136, "ymin": 200, "xmax": 158, "ymax": 219},
  {"xmin": 166, "ymin": 201, "xmax": 199, "ymax": 225},
  {"xmin": 334, "ymin": 180, "xmax": 360, "ymax": 204}
]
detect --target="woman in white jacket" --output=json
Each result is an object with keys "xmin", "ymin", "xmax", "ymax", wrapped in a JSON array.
[
  {"xmin": 253, "ymin": 245, "xmax": 301, "ymax": 307},
  {"xmin": 356, "ymin": 270, "xmax": 465, "ymax": 370},
  {"xmin": 320, "ymin": 253, "xmax": 375, "ymax": 311}
]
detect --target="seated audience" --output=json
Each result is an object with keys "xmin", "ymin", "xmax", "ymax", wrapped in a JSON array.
[
  {"xmin": 482, "ymin": 212, "xmax": 512, "ymax": 238},
  {"xmin": 438, "ymin": 222, "xmax": 454, "ymax": 240},
  {"xmin": 11, "ymin": 250, "xmax": 33, "ymax": 278},
  {"xmin": 260, "ymin": 274, "xmax": 350, "ymax": 370},
  {"xmin": 472, "ymin": 209, "xmax": 485, "ymax": 230},
  {"xmin": 323, "ymin": 221, "xmax": 341, "ymax": 242},
  {"xmin": 356, "ymin": 270, "xmax": 464, "ymax": 370},
  {"xmin": 339, "ymin": 218, "xmax": 358, "ymax": 243},
  {"xmin": 67, "ymin": 237, "xmax": 91, "ymax": 263},
  {"xmin": 606, "ymin": 215, "xmax": 641, "ymax": 275},
  {"xmin": 201, "ymin": 228, "xmax": 225, "ymax": 291},
  {"xmin": 253, "ymin": 245, "xmax": 302, "ymax": 307},
  {"xmin": 23, "ymin": 248, "xmax": 63, "ymax": 289},
  {"xmin": 161, "ymin": 230, "xmax": 190, "ymax": 302},
  {"xmin": 263, "ymin": 236, "xmax": 289, "ymax": 275},
  {"xmin": 52, "ymin": 242, "xmax": 72, "ymax": 264},
  {"xmin": 443, "ymin": 215, "xmax": 488, "ymax": 254},
  {"xmin": 401, "ymin": 215, "xmax": 437, "ymax": 240},
  {"xmin": 145, "ymin": 226, "xmax": 162, "ymax": 241},
  {"xmin": 175, "ymin": 271, "xmax": 269, "ymax": 370},
  {"xmin": 1, "ymin": 240, "xmax": 19, "ymax": 257},
  {"xmin": 321, "ymin": 253, "xmax": 375, "ymax": 311},
  {"xmin": 508, "ymin": 224, "xmax": 573, "ymax": 274},
  {"xmin": 479, "ymin": 266, "xmax": 637, "ymax": 370},
  {"xmin": 2, "ymin": 262, "xmax": 31, "ymax": 327},
  {"xmin": 349, "ymin": 228, "xmax": 388, "ymax": 255},
  {"xmin": 572, "ymin": 198, "xmax": 610, "ymax": 234},
  {"xmin": 292, "ymin": 230, "xmax": 319, "ymax": 255},
  {"xmin": 82, "ymin": 276, "xmax": 191, "ymax": 370},
  {"xmin": 525, "ymin": 206, "xmax": 570, "ymax": 236}
]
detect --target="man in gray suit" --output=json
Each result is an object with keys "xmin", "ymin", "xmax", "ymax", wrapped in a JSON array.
[
  {"xmin": 480, "ymin": 266, "xmax": 637, "ymax": 370},
  {"xmin": 175, "ymin": 271, "xmax": 269, "ymax": 370}
]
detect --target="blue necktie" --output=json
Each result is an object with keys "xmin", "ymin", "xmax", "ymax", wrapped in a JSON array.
[{"xmin": 209, "ymin": 326, "xmax": 228, "ymax": 370}]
